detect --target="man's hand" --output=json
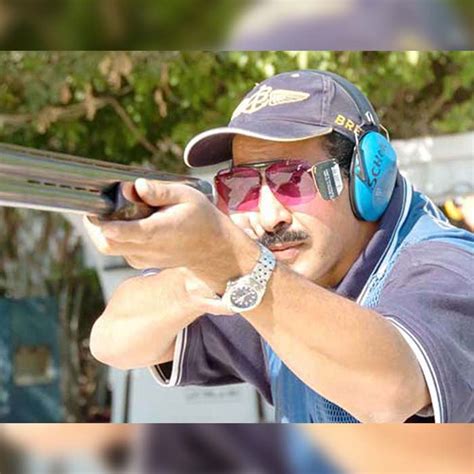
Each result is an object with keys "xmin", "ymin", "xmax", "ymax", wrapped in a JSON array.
[
  {"xmin": 90, "ymin": 267, "xmax": 232, "ymax": 370},
  {"xmin": 83, "ymin": 179, "xmax": 259, "ymax": 293}
]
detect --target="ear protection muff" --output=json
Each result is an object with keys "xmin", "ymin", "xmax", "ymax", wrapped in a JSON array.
[
  {"xmin": 313, "ymin": 71, "xmax": 398, "ymax": 221},
  {"xmin": 349, "ymin": 129, "xmax": 398, "ymax": 221}
]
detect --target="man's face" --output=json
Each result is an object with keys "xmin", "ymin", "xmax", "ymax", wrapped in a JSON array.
[{"xmin": 224, "ymin": 135, "xmax": 369, "ymax": 288}]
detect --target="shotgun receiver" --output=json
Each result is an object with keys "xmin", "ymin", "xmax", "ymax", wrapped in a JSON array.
[{"xmin": 0, "ymin": 143, "xmax": 214, "ymax": 220}]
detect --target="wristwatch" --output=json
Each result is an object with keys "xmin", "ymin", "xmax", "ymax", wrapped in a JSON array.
[{"xmin": 221, "ymin": 242, "xmax": 276, "ymax": 313}]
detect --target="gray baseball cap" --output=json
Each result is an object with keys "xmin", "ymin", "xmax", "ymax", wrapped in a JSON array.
[{"xmin": 184, "ymin": 70, "xmax": 379, "ymax": 168}]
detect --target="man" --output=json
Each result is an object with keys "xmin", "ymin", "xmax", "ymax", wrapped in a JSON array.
[{"xmin": 85, "ymin": 70, "xmax": 473, "ymax": 423}]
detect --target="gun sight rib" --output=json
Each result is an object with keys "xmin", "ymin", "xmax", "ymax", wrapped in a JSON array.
[{"xmin": 0, "ymin": 143, "xmax": 214, "ymax": 220}]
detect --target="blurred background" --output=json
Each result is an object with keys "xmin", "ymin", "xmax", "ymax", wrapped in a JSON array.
[
  {"xmin": 0, "ymin": 0, "xmax": 473, "ymax": 49},
  {"xmin": 0, "ymin": 424, "xmax": 472, "ymax": 473},
  {"xmin": 0, "ymin": 51, "xmax": 473, "ymax": 425}
]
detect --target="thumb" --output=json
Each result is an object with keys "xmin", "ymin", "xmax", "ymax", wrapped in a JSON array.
[
  {"xmin": 134, "ymin": 179, "xmax": 195, "ymax": 207},
  {"xmin": 201, "ymin": 297, "xmax": 235, "ymax": 316}
]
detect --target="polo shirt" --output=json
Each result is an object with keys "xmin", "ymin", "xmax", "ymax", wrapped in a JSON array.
[{"xmin": 150, "ymin": 175, "xmax": 473, "ymax": 422}]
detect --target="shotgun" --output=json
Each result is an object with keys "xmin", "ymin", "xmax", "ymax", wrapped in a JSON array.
[{"xmin": 0, "ymin": 143, "xmax": 214, "ymax": 220}]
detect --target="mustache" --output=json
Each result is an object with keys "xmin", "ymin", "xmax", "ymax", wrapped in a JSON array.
[{"xmin": 258, "ymin": 225, "xmax": 309, "ymax": 248}]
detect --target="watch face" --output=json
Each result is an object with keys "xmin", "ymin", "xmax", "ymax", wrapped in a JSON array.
[{"xmin": 230, "ymin": 285, "xmax": 259, "ymax": 310}]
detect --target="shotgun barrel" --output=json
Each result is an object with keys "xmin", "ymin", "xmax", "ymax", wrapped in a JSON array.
[{"xmin": 0, "ymin": 143, "xmax": 214, "ymax": 220}]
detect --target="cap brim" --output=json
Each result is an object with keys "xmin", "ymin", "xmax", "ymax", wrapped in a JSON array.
[{"xmin": 184, "ymin": 122, "xmax": 333, "ymax": 168}]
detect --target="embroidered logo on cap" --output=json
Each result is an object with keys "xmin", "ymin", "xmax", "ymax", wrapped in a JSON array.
[
  {"xmin": 334, "ymin": 114, "xmax": 363, "ymax": 136},
  {"xmin": 231, "ymin": 85, "xmax": 310, "ymax": 120}
]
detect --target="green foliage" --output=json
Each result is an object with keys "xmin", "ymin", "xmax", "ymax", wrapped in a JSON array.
[
  {"xmin": 0, "ymin": 51, "xmax": 473, "ymax": 174},
  {"xmin": 0, "ymin": 0, "xmax": 246, "ymax": 50}
]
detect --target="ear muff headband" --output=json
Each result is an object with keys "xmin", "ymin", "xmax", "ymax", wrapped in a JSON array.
[{"xmin": 312, "ymin": 70, "xmax": 398, "ymax": 221}]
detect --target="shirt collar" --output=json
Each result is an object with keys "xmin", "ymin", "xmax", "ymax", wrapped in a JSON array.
[{"xmin": 336, "ymin": 173, "xmax": 407, "ymax": 300}]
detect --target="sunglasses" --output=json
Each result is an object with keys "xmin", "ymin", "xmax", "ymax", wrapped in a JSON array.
[{"xmin": 214, "ymin": 159, "xmax": 344, "ymax": 212}]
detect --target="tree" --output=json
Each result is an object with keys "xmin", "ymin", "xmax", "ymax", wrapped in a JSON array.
[{"xmin": 1, "ymin": 52, "xmax": 472, "ymax": 172}]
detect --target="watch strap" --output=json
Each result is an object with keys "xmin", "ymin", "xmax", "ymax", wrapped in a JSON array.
[
  {"xmin": 253, "ymin": 243, "xmax": 276, "ymax": 286},
  {"xmin": 221, "ymin": 242, "xmax": 276, "ymax": 313}
]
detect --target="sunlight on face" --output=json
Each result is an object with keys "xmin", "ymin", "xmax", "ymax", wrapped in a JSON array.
[{"xmin": 228, "ymin": 135, "xmax": 372, "ymax": 287}]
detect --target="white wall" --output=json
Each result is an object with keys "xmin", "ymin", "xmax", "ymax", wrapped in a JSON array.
[{"xmin": 393, "ymin": 132, "xmax": 473, "ymax": 202}]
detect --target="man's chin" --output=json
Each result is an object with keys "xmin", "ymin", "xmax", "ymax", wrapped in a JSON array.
[
  {"xmin": 268, "ymin": 244, "xmax": 331, "ymax": 285},
  {"xmin": 284, "ymin": 258, "xmax": 332, "ymax": 287}
]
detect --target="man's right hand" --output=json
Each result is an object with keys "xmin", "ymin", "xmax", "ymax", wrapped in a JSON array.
[{"xmin": 89, "ymin": 267, "xmax": 231, "ymax": 370}]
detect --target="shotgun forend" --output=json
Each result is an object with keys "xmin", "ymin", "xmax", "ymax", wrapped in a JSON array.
[{"xmin": 0, "ymin": 143, "xmax": 214, "ymax": 220}]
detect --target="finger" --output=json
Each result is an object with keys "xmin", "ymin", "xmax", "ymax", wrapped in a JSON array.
[
  {"xmin": 84, "ymin": 212, "xmax": 144, "ymax": 244},
  {"xmin": 200, "ymin": 297, "xmax": 235, "ymax": 316},
  {"xmin": 134, "ymin": 179, "xmax": 199, "ymax": 207},
  {"xmin": 84, "ymin": 215, "xmax": 101, "ymax": 226},
  {"xmin": 101, "ymin": 218, "xmax": 155, "ymax": 243},
  {"xmin": 100, "ymin": 183, "xmax": 198, "ymax": 243},
  {"xmin": 83, "ymin": 216, "xmax": 145, "ymax": 255},
  {"xmin": 229, "ymin": 212, "xmax": 260, "ymax": 240},
  {"xmin": 124, "ymin": 255, "xmax": 167, "ymax": 270},
  {"xmin": 124, "ymin": 255, "xmax": 149, "ymax": 269},
  {"xmin": 120, "ymin": 181, "xmax": 141, "ymax": 202},
  {"xmin": 83, "ymin": 215, "xmax": 113, "ymax": 250},
  {"xmin": 100, "ymin": 180, "xmax": 205, "ymax": 242},
  {"xmin": 249, "ymin": 212, "xmax": 265, "ymax": 238},
  {"xmin": 83, "ymin": 214, "xmax": 101, "ymax": 231}
]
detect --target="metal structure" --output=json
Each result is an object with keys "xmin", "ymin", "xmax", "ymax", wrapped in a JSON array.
[{"xmin": 0, "ymin": 143, "xmax": 214, "ymax": 220}]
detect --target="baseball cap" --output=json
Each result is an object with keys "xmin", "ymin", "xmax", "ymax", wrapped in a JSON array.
[{"xmin": 184, "ymin": 70, "xmax": 380, "ymax": 168}]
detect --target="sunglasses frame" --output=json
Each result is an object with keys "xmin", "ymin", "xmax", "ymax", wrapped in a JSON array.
[{"xmin": 214, "ymin": 158, "xmax": 343, "ymax": 211}]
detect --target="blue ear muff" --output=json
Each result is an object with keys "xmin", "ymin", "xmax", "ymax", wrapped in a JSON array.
[
  {"xmin": 350, "ymin": 131, "xmax": 397, "ymax": 222},
  {"xmin": 310, "ymin": 70, "xmax": 398, "ymax": 221}
]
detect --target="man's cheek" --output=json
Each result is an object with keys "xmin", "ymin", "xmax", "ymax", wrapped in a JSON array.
[
  {"xmin": 289, "ymin": 250, "xmax": 323, "ymax": 281},
  {"xmin": 291, "ymin": 196, "xmax": 335, "ymax": 223}
]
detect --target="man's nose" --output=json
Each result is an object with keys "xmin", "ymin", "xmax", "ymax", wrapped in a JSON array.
[{"xmin": 258, "ymin": 184, "xmax": 293, "ymax": 233}]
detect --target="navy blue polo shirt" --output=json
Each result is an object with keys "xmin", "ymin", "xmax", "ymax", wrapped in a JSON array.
[{"xmin": 151, "ymin": 177, "xmax": 473, "ymax": 423}]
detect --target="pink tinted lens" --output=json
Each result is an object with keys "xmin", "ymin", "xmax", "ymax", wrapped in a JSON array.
[
  {"xmin": 215, "ymin": 167, "xmax": 261, "ymax": 211},
  {"xmin": 266, "ymin": 161, "xmax": 317, "ymax": 206}
]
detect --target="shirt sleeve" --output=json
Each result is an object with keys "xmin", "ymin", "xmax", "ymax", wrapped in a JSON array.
[
  {"xmin": 149, "ymin": 314, "xmax": 273, "ymax": 404},
  {"xmin": 375, "ymin": 241, "xmax": 473, "ymax": 423}
]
